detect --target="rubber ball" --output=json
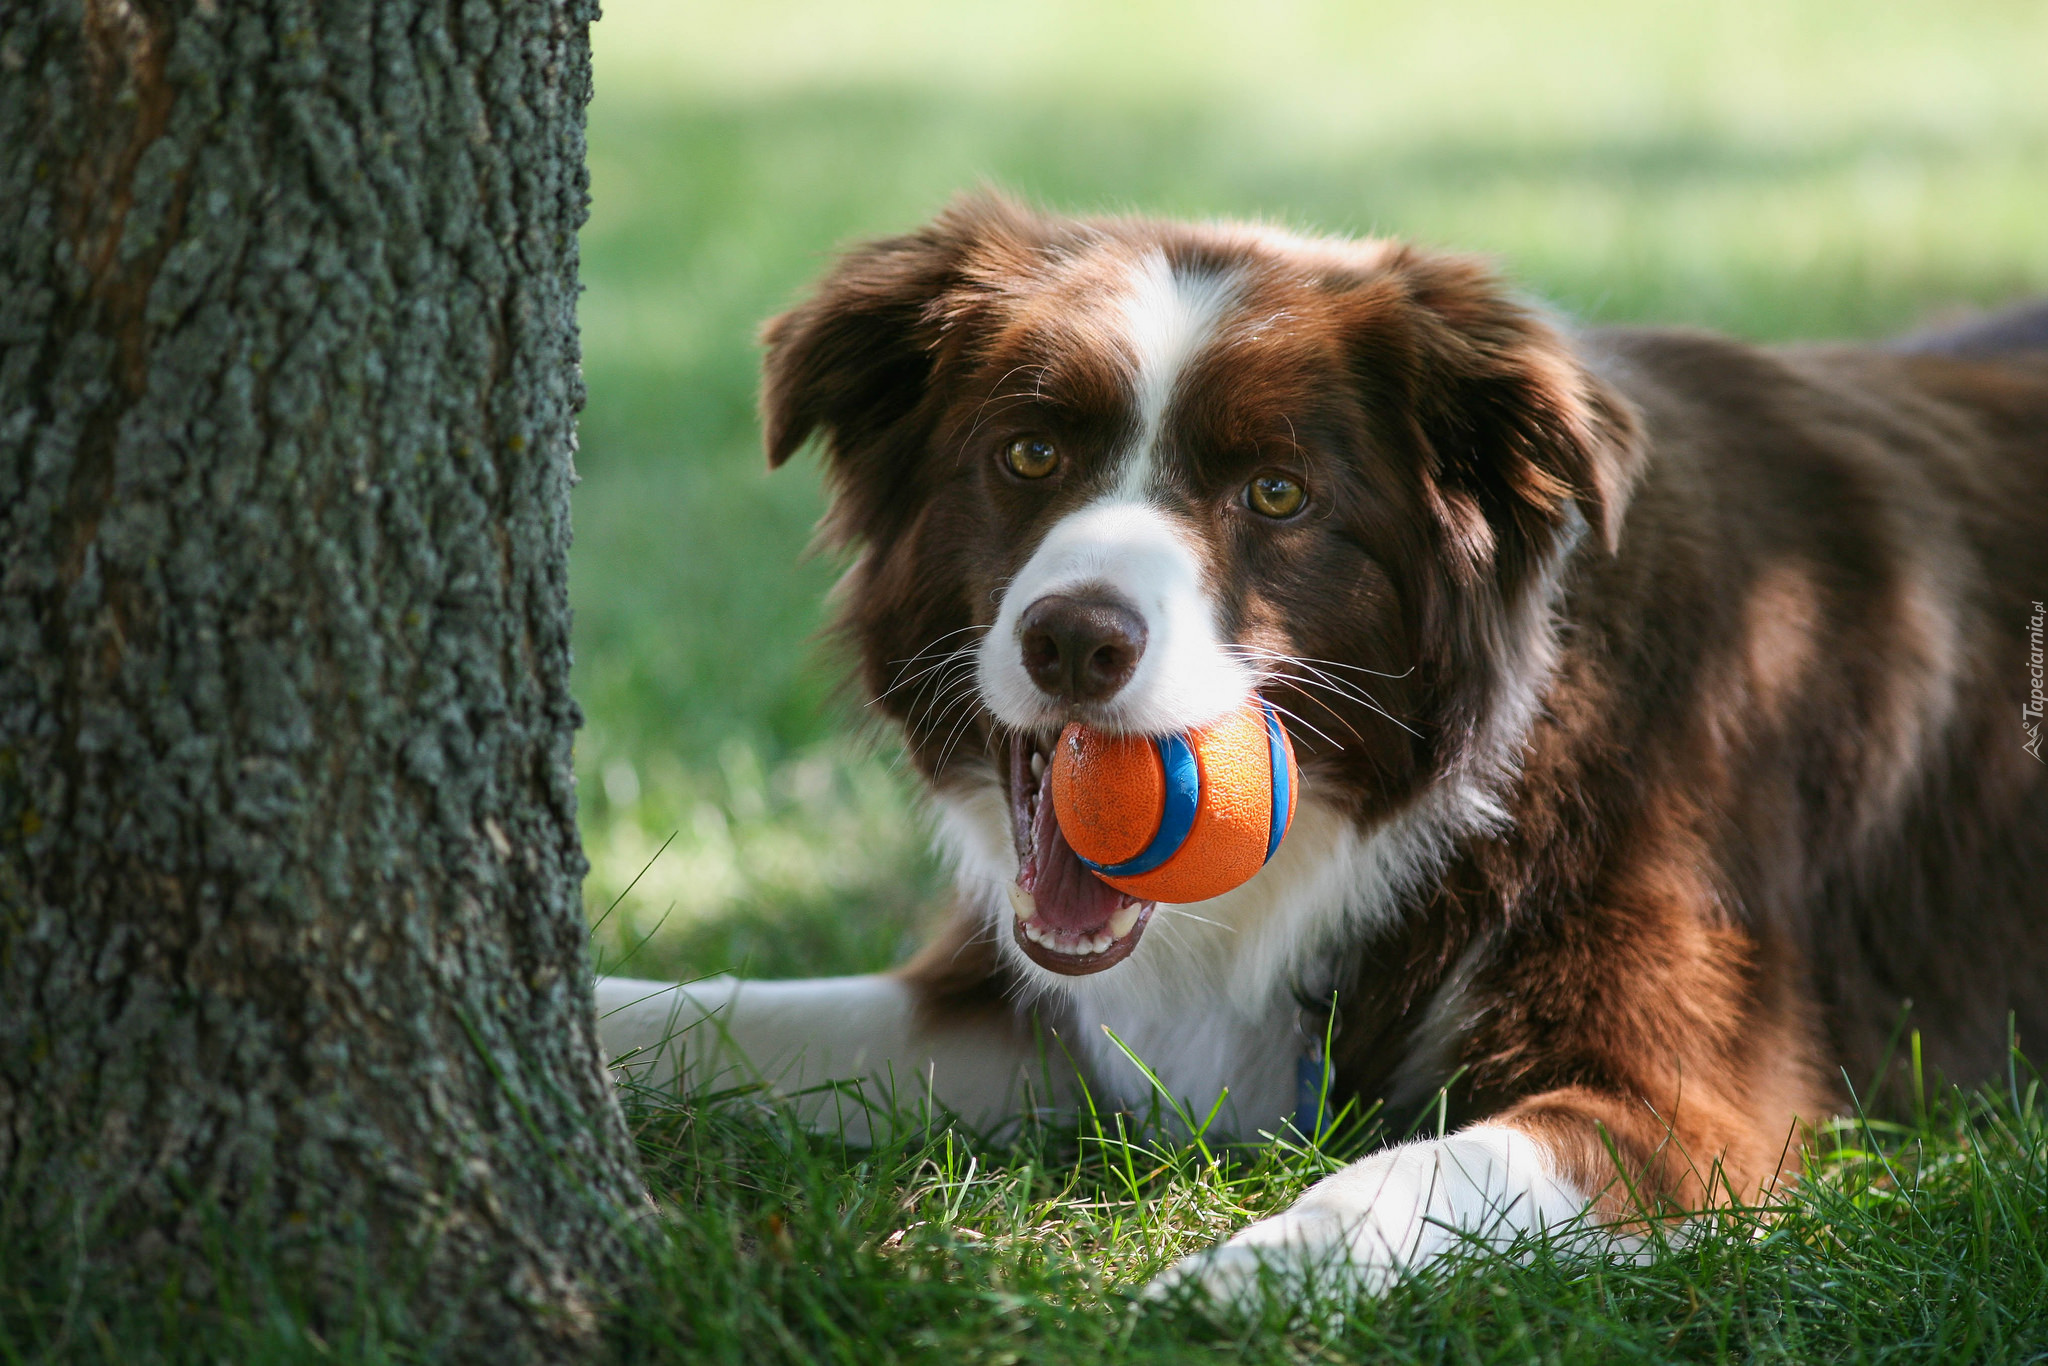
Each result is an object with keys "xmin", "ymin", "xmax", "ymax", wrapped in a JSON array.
[{"xmin": 1049, "ymin": 699, "xmax": 1297, "ymax": 904}]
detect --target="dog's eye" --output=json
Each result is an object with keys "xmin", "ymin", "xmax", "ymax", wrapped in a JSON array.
[
  {"xmin": 1245, "ymin": 474, "xmax": 1306, "ymax": 519},
  {"xmin": 1003, "ymin": 437, "xmax": 1060, "ymax": 480}
]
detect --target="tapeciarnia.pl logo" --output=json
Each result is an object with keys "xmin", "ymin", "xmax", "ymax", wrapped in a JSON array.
[{"xmin": 2026, "ymin": 600, "xmax": 2045, "ymax": 763}]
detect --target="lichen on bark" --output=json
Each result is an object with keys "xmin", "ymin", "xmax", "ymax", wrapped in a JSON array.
[{"xmin": 0, "ymin": 0, "xmax": 645, "ymax": 1355}]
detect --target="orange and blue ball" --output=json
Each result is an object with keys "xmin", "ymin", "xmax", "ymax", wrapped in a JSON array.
[{"xmin": 1049, "ymin": 699, "xmax": 1298, "ymax": 904}]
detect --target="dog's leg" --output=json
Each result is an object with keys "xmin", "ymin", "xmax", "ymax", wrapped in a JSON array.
[
  {"xmin": 592, "ymin": 915, "xmax": 1075, "ymax": 1141},
  {"xmin": 1145, "ymin": 1118, "xmax": 1625, "ymax": 1308},
  {"xmin": 593, "ymin": 973, "xmax": 1075, "ymax": 1139}
]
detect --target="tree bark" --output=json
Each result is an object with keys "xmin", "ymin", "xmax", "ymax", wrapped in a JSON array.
[{"xmin": 0, "ymin": 0, "xmax": 643, "ymax": 1355}]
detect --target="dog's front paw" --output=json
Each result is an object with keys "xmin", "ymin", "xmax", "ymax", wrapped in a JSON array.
[
  {"xmin": 1145, "ymin": 1127, "xmax": 1600, "ymax": 1315},
  {"xmin": 1145, "ymin": 1208, "xmax": 1393, "ymax": 1315},
  {"xmin": 1144, "ymin": 1239, "xmax": 1269, "ymax": 1313}
]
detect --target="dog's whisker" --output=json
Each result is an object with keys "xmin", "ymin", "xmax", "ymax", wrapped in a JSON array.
[
  {"xmin": 1151, "ymin": 906, "xmax": 1235, "ymax": 933},
  {"xmin": 1232, "ymin": 645, "xmax": 1416, "ymax": 681},
  {"xmin": 1259, "ymin": 674, "xmax": 1377, "ymax": 739},
  {"xmin": 877, "ymin": 630, "xmax": 989, "ymax": 701},
  {"xmin": 925, "ymin": 696, "xmax": 987, "ymax": 757},
  {"xmin": 936, "ymin": 705, "xmax": 995, "ymax": 776},
  {"xmin": 881, "ymin": 648, "xmax": 986, "ymax": 697},
  {"xmin": 1228, "ymin": 643, "xmax": 1416, "ymax": 691},
  {"xmin": 902, "ymin": 658, "xmax": 981, "ymax": 730},
  {"xmin": 877, "ymin": 654, "xmax": 972, "ymax": 708},
  {"xmin": 882, "ymin": 624, "xmax": 991, "ymax": 672},
  {"xmin": 1237, "ymin": 668, "xmax": 1371, "ymax": 747},
  {"xmin": 903, "ymin": 693, "xmax": 977, "ymax": 767},
  {"xmin": 1227, "ymin": 645, "xmax": 1422, "ymax": 737},
  {"xmin": 928, "ymin": 683, "xmax": 996, "ymax": 774},
  {"xmin": 1222, "ymin": 649, "xmax": 1378, "ymax": 746},
  {"xmin": 910, "ymin": 672, "xmax": 983, "ymax": 749},
  {"xmin": 883, "ymin": 633, "xmax": 985, "ymax": 678},
  {"xmin": 877, "ymin": 658, "xmax": 973, "ymax": 711},
  {"xmin": 1260, "ymin": 698, "xmax": 1350, "ymax": 753}
]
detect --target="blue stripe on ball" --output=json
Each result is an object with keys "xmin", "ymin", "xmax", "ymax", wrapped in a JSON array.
[
  {"xmin": 1078, "ymin": 731, "xmax": 1199, "ymax": 878},
  {"xmin": 1261, "ymin": 700, "xmax": 1289, "ymax": 864}
]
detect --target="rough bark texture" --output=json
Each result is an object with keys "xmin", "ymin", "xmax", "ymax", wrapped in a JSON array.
[{"xmin": 0, "ymin": 0, "xmax": 643, "ymax": 1354}]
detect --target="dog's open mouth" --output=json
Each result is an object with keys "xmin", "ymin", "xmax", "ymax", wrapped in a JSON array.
[{"xmin": 1006, "ymin": 733, "xmax": 1154, "ymax": 975}]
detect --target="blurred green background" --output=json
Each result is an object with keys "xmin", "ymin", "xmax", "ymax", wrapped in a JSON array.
[{"xmin": 571, "ymin": 0, "xmax": 2048, "ymax": 983}]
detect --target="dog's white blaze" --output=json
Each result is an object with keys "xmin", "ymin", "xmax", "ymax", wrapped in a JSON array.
[
  {"xmin": 1111, "ymin": 251, "xmax": 1241, "ymax": 499},
  {"xmin": 1148, "ymin": 1126, "xmax": 1611, "ymax": 1306},
  {"xmin": 976, "ymin": 501, "xmax": 1254, "ymax": 736}
]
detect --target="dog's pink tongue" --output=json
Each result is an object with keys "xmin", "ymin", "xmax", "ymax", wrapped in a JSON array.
[{"xmin": 1027, "ymin": 763, "xmax": 1126, "ymax": 935}]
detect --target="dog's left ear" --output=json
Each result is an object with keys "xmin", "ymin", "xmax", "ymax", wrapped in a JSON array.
[{"xmin": 1349, "ymin": 250, "xmax": 1645, "ymax": 581}]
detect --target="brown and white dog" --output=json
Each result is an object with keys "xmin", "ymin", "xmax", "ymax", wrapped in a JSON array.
[{"xmin": 597, "ymin": 195, "xmax": 2048, "ymax": 1304}]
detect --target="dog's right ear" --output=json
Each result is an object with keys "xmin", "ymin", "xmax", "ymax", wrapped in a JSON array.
[
  {"xmin": 759, "ymin": 228, "xmax": 961, "ymax": 472},
  {"xmin": 760, "ymin": 195, "xmax": 1039, "ymax": 541}
]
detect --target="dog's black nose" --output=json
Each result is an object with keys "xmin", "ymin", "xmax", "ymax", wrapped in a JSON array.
[{"xmin": 1018, "ymin": 593, "xmax": 1147, "ymax": 704}]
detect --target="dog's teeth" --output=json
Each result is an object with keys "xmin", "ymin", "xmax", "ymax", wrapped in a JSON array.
[
  {"xmin": 1015, "ymin": 901, "xmax": 1140, "ymax": 959},
  {"xmin": 1030, "ymin": 750, "xmax": 1045, "ymax": 779}
]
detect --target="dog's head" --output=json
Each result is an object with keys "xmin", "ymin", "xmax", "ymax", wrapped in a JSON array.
[{"xmin": 762, "ymin": 195, "xmax": 1640, "ymax": 986}]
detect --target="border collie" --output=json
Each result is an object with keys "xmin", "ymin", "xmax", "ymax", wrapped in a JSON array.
[{"xmin": 597, "ymin": 195, "xmax": 2048, "ymax": 1306}]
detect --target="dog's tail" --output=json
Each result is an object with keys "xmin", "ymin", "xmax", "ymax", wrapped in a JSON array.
[{"xmin": 1889, "ymin": 298, "xmax": 2048, "ymax": 358}]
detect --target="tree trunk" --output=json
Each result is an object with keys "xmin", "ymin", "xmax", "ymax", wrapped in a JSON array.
[{"xmin": 0, "ymin": 0, "xmax": 643, "ymax": 1355}]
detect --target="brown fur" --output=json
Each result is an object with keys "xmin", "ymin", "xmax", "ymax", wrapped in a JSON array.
[{"xmin": 762, "ymin": 193, "xmax": 2048, "ymax": 1214}]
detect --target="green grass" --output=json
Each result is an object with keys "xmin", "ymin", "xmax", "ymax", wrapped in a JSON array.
[
  {"xmin": 601, "ymin": 1056, "xmax": 2048, "ymax": 1364},
  {"xmin": 487, "ymin": 0, "xmax": 2048, "ymax": 1357}
]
